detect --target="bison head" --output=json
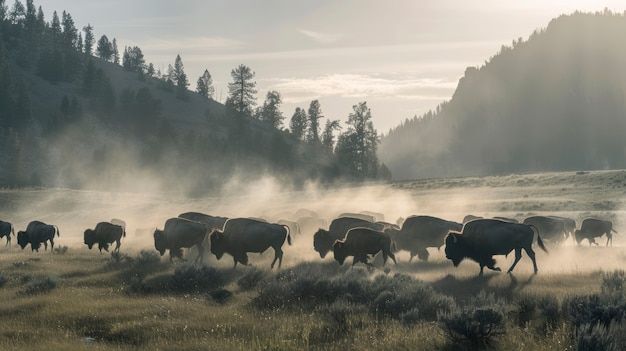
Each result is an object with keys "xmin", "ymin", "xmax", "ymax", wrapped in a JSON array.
[
  {"xmin": 444, "ymin": 233, "xmax": 465, "ymax": 267},
  {"xmin": 153, "ymin": 229, "xmax": 167, "ymax": 256},
  {"xmin": 84, "ymin": 229, "xmax": 96, "ymax": 249},
  {"xmin": 313, "ymin": 229, "xmax": 332, "ymax": 258},
  {"xmin": 332, "ymin": 240, "xmax": 348, "ymax": 265},
  {"xmin": 209, "ymin": 230, "xmax": 226, "ymax": 260},
  {"xmin": 17, "ymin": 231, "xmax": 29, "ymax": 250}
]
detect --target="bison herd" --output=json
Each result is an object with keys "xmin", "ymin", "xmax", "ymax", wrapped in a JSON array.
[{"xmin": 0, "ymin": 212, "xmax": 618, "ymax": 276}]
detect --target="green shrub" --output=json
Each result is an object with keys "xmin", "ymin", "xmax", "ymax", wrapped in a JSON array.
[
  {"xmin": 19, "ymin": 275, "xmax": 57, "ymax": 295},
  {"xmin": 210, "ymin": 288, "xmax": 233, "ymax": 304},
  {"xmin": 237, "ymin": 267, "xmax": 267, "ymax": 291},
  {"xmin": 574, "ymin": 322, "xmax": 616, "ymax": 351},
  {"xmin": 170, "ymin": 264, "xmax": 227, "ymax": 293},
  {"xmin": 602, "ymin": 270, "xmax": 626, "ymax": 299},
  {"xmin": 438, "ymin": 291, "xmax": 506, "ymax": 347},
  {"xmin": 563, "ymin": 294, "xmax": 626, "ymax": 330}
]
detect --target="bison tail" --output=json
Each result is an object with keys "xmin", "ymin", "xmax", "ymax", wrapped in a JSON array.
[
  {"xmin": 53, "ymin": 225, "xmax": 60, "ymax": 237},
  {"xmin": 282, "ymin": 225, "xmax": 292, "ymax": 245},
  {"xmin": 536, "ymin": 235, "xmax": 548, "ymax": 254},
  {"xmin": 612, "ymin": 228, "xmax": 618, "ymax": 233},
  {"xmin": 11, "ymin": 224, "xmax": 15, "ymax": 237}
]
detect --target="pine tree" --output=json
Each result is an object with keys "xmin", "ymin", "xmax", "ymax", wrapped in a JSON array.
[
  {"xmin": 112, "ymin": 38, "xmax": 119, "ymax": 64},
  {"xmin": 289, "ymin": 107, "xmax": 307, "ymax": 141},
  {"xmin": 306, "ymin": 100, "xmax": 323, "ymax": 144},
  {"xmin": 340, "ymin": 101, "xmax": 379, "ymax": 179},
  {"xmin": 196, "ymin": 69, "xmax": 214, "ymax": 99},
  {"xmin": 96, "ymin": 35, "xmax": 112, "ymax": 61},
  {"xmin": 322, "ymin": 119, "xmax": 341, "ymax": 151},
  {"xmin": 259, "ymin": 90, "xmax": 284, "ymax": 129},
  {"xmin": 173, "ymin": 54, "xmax": 189, "ymax": 98},
  {"xmin": 83, "ymin": 24, "xmax": 94, "ymax": 56},
  {"xmin": 227, "ymin": 64, "xmax": 257, "ymax": 115}
]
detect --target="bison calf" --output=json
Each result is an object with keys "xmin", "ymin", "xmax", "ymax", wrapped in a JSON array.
[{"xmin": 333, "ymin": 227, "xmax": 397, "ymax": 267}]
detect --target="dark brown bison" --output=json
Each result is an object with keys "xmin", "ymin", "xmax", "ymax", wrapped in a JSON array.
[
  {"xmin": 0, "ymin": 220, "xmax": 14, "ymax": 246},
  {"xmin": 84, "ymin": 222, "xmax": 126, "ymax": 253},
  {"xmin": 210, "ymin": 218, "xmax": 291, "ymax": 268},
  {"xmin": 522, "ymin": 216, "xmax": 567, "ymax": 244},
  {"xmin": 387, "ymin": 215, "xmax": 463, "ymax": 262},
  {"xmin": 17, "ymin": 221, "xmax": 60, "ymax": 252},
  {"xmin": 333, "ymin": 227, "xmax": 397, "ymax": 267},
  {"xmin": 445, "ymin": 219, "xmax": 548, "ymax": 276},
  {"xmin": 574, "ymin": 218, "xmax": 617, "ymax": 246},
  {"xmin": 154, "ymin": 217, "xmax": 211, "ymax": 263},
  {"xmin": 313, "ymin": 217, "xmax": 385, "ymax": 258},
  {"xmin": 548, "ymin": 216, "xmax": 577, "ymax": 242}
]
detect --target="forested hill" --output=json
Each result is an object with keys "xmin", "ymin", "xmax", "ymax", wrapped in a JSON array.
[
  {"xmin": 0, "ymin": 2, "xmax": 357, "ymax": 194},
  {"xmin": 380, "ymin": 11, "xmax": 626, "ymax": 180}
]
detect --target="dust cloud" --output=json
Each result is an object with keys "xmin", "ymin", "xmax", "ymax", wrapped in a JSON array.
[{"xmin": 6, "ymin": 131, "xmax": 626, "ymax": 278}]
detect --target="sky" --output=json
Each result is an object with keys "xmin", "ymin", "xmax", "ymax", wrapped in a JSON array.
[{"xmin": 40, "ymin": 0, "xmax": 626, "ymax": 134}]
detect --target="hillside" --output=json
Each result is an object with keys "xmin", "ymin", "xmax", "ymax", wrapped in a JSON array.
[
  {"xmin": 380, "ymin": 11, "xmax": 626, "ymax": 180},
  {"xmin": 0, "ymin": 8, "xmax": 353, "ymax": 193}
]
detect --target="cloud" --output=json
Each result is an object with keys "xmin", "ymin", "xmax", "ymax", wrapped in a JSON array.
[
  {"xmin": 299, "ymin": 28, "xmax": 343, "ymax": 44},
  {"xmin": 267, "ymin": 73, "xmax": 457, "ymax": 104}
]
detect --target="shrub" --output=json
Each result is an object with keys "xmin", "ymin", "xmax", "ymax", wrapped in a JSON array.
[
  {"xmin": 438, "ymin": 291, "xmax": 506, "ymax": 347},
  {"xmin": 574, "ymin": 322, "xmax": 616, "ymax": 351},
  {"xmin": 0, "ymin": 272, "xmax": 8, "ymax": 288},
  {"xmin": 602, "ymin": 270, "xmax": 626, "ymax": 299},
  {"xmin": 135, "ymin": 250, "xmax": 161, "ymax": 266},
  {"xmin": 53, "ymin": 245, "xmax": 68, "ymax": 254},
  {"xmin": 170, "ymin": 264, "xmax": 227, "ymax": 293},
  {"xmin": 237, "ymin": 268, "xmax": 268, "ymax": 291},
  {"xmin": 210, "ymin": 288, "xmax": 233, "ymax": 304},
  {"xmin": 19, "ymin": 276, "xmax": 57, "ymax": 295},
  {"xmin": 563, "ymin": 294, "xmax": 626, "ymax": 330}
]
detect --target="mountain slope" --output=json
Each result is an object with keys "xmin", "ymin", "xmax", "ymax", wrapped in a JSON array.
[{"xmin": 380, "ymin": 11, "xmax": 626, "ymax": 180}]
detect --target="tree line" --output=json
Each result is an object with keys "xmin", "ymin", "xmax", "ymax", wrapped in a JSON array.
[{"xmin": 0, "ymin": 0, "xmax": 390, "ymax": 189}]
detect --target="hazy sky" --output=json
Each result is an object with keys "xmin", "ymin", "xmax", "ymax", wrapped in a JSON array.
[{"xmin": 42, "ymin": 0, "xmax": 626, "ymax": 133}]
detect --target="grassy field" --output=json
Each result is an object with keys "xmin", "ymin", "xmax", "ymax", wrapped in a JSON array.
[{"xmin": 1, "ymin": 169, "xmax": 626, "ymax": 350}]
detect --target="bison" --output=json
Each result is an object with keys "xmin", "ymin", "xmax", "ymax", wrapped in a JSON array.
[
  {"xmin": 333, "ymin": 227, "xmax": 397, "ymax": 267},
  {"xmin": 548, "ymin": 215, "xmax": 577, "ymax": 242},
  {"xmin": 154, "ymin": 217, "xmax": 211, "ymax": 263},
  {"xmin": 522, "ymin": 216, "xmax": 567, "ymax": 244},
  {"xmin": 0, "ymin": 220, "xmax": 15, "ymax": 246},
  {"xmin": 210, "ymin": 218, "xmax": 291, "ymax": 268},
  {"xmin": 17, "ymin": 221, "xmax": 60, "ymax": 252},
  {"xmin": 574, "ymin": 218, "xmax": 617, "ymax": 246},
  {"xmin": 387, "ymin": 215, "xmax": 463, "ymax": 262},
  {"xmin": 445, "ymin": 219, "xmax": 548, "ymax": 276},
  {"xmin": 84, "ymin": 222, "xmax": 126, "ymax": 253},
  {"xmin": 313, "ymin": 217, "xmax": 385, "ymax": 258}
]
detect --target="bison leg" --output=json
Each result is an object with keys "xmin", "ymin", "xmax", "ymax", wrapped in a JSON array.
[
  {"xmin": 507, "ymin": 248, "xmax": 524, "ymax": 273},
  {"xmin": 194, "ymin": 243, "xmax": 205, "ymax": 264},
  {"xmin": 114, "ymin": 240, "xmax": 121, "ymax": 253},
  {"xmin": 270, "ymin": 247, "xmax": 283, "ymax": 269},
  {"xmin": 607, "ymin": 234, "xmax": 612, "ymax": 247},
  {"xmin": 523, "ymin": 247, "xmax": 539, "ymax": 274},
  {"xmin": 383, "ymin": 249, "xmax": 397, "ymax": 266}
]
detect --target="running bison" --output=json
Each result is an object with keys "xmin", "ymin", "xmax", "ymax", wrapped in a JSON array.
[
  {"xmin": 313, "ymin": 217, "xmax": 385, "ymax": 258},
  {"xmin": 154, "ymin": 217, "xmax": 211, "ymax": 263},
  {"xmin": 84, "ymin": 222, "xmax": 126, "ymax": 253},
  {"xmin": 574, "ymin": 218, "xmax": 617, "ymax": 246},
  {"xmin": 17, "ymin": 221, "xmax": 60, "ymax": 252},
  {"xmin": 210, "ymin": 218, "xmax": 291, "ymax": 268},
  {"xmin": 333, "ymin": 227, "xmax": 397, "ymax": 267},
  {"xmin": 0, "ymin": 220, "xmax": 14, "ymax": 246},
  {"xmin": 387, "ymin": 215, "xmax": 462, "ymax": 262},
  {"xmin": 445, "ymin": 219, "xmax": 548, "ymax": 276},
  {"xmin": 523, "ymin": 216, "xmax": 567, "ymax": 244}
]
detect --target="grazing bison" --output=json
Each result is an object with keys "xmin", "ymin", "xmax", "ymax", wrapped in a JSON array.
[
  {"xmin": 522, "ymin": 216, "xmax": 567, "ymax": 244},
  {"xmin": 154, "ymin": 217, "xmax": 211, "ymax": 263},
  {"xmin": 0, "ymin": 220, "xmax": 15, "ymax": 246},
  {"xmin": 17, "ymin": 221, "xmax": 60, "ymax": 252},
  {"xmin": 333, "ymin": 227, "xmax": 397, "ymax": 267},
  {"xmin": 445, "ymin": 219, "xmax": 548, "ymax": 276},
  {"xmin": 210, "ymin": 218, "xmax": 291, "ymax": 268},
  {"xmin": 313, "ymin": 217, "xmax": 385, "ymax": 258},
  {"xmin": 574, "ymin": 218, "xmax": 617, "ymax": 246},
  {"xmin": 84, "ymin": 222, "xmax": 126, "ymax": 253},
  {"xmin": 338, "ymin": 212, "xmax": 376, "ymax": 222},
  {"xmin": 387, "ymin": 215, "xmax": 463, "ymax": 262}
]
